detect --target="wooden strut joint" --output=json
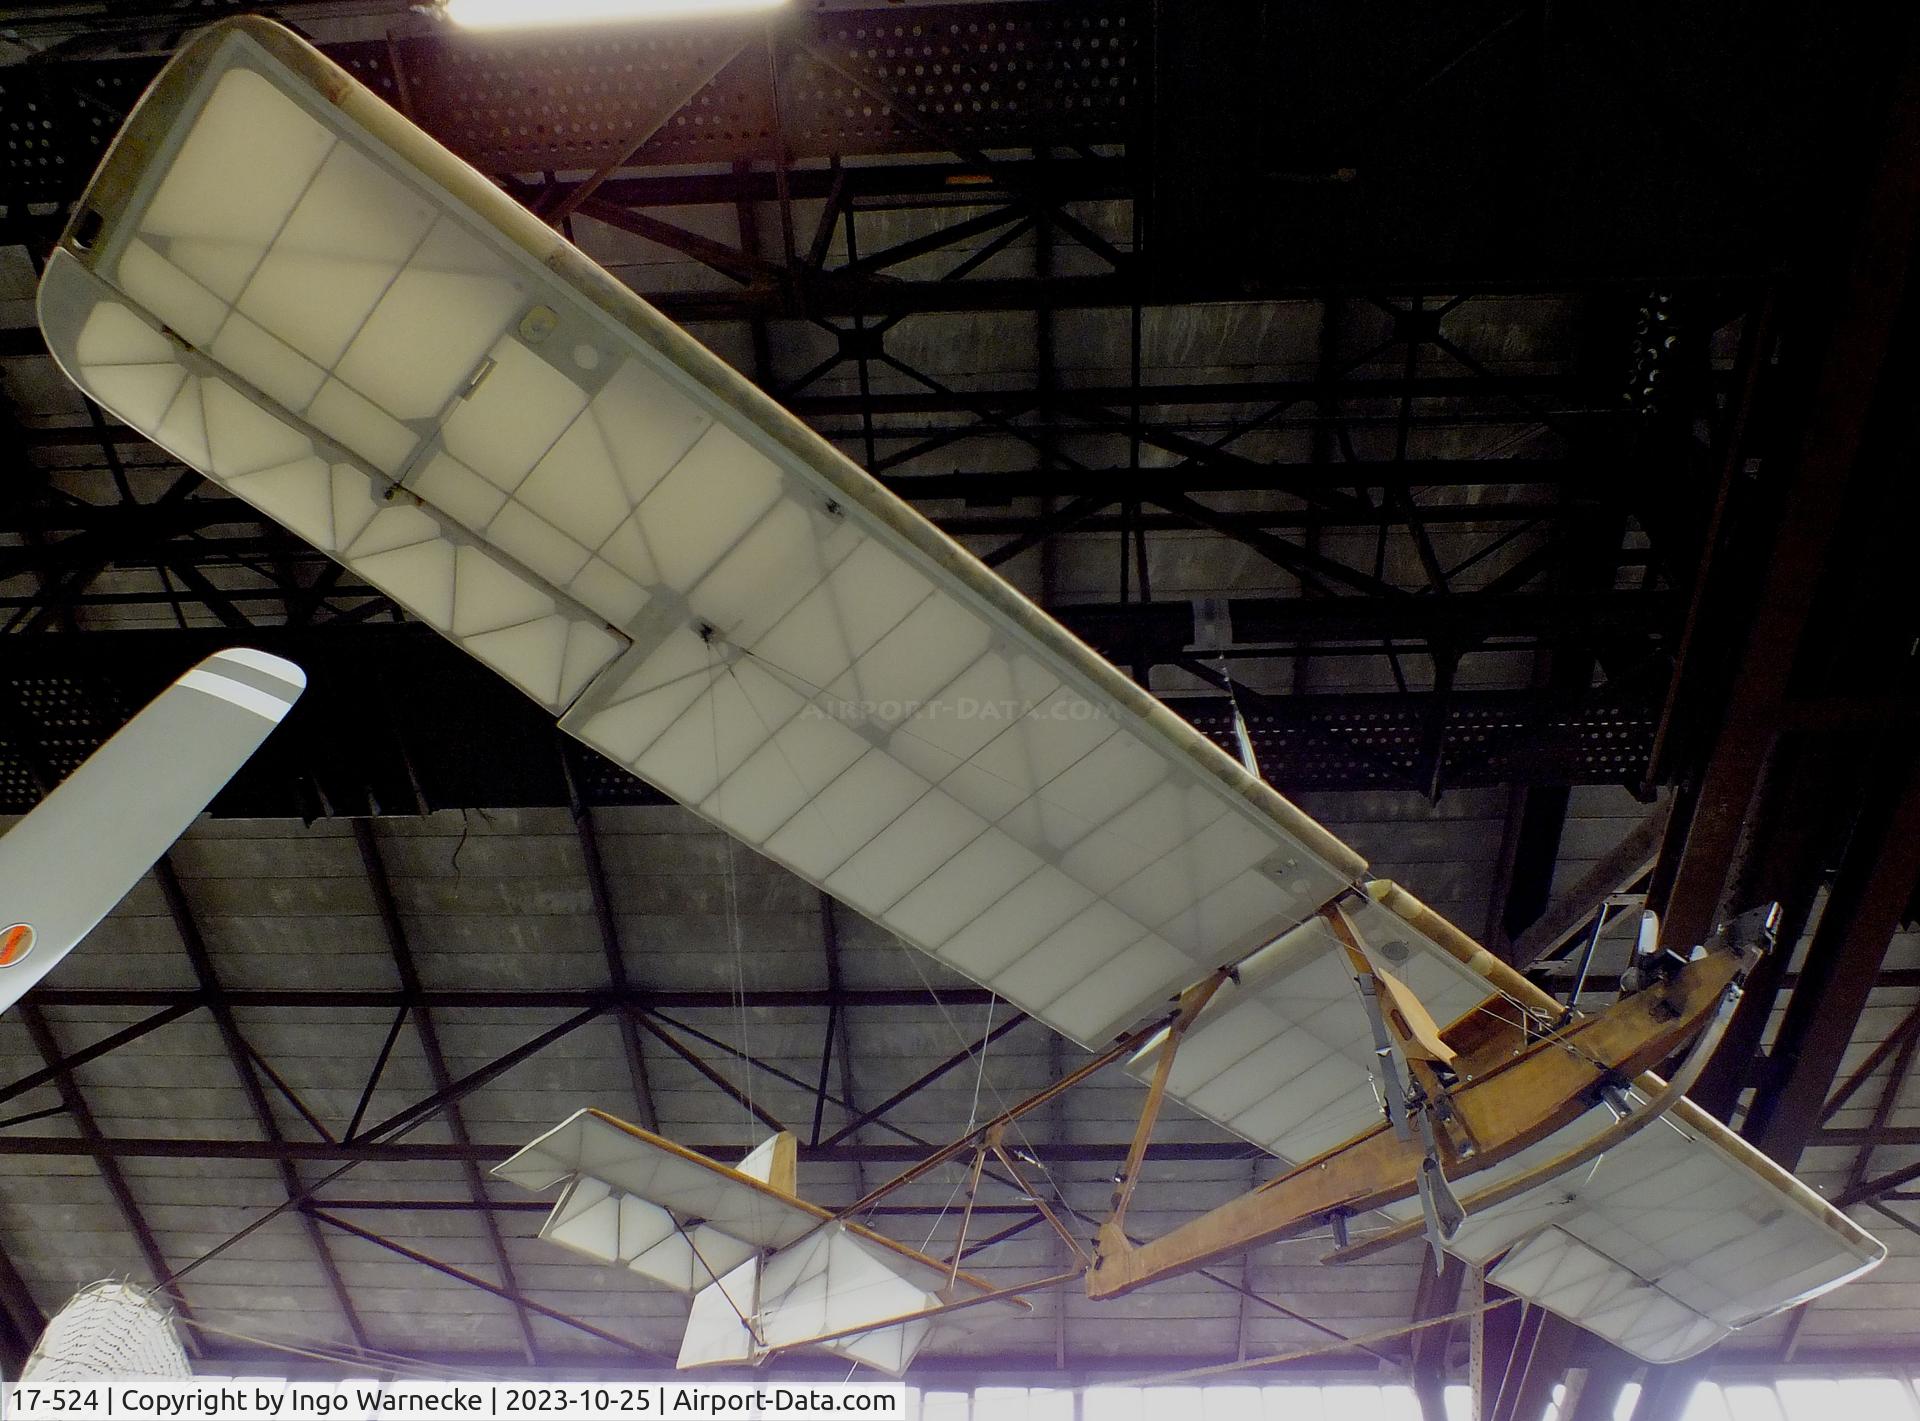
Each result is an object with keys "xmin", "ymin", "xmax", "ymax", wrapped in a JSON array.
[
  {"xmin": 1324, "ymin": 905, "xmax": 1456, "ymax": 1066},
  {"xmin": 1107, "ymin": 967, "xmax": 1235, "ymax": 1234},
  {"xmin": 1327, "ymin": 904, "xmax": 1475, "ymax": 1184},
  {"xmin": 1321, "ymin": 945, "xmax": 1754, "ymax": 1265},
  {"xmin": 1085, "ymin": 943, "xmax": 1745, "ymax": 1299},
  {"xmin": 947, "ymin": 1141, "xmax": 992, "ymax": 1290},
  {"xmin": 1325, "ymin": 905, "xmax": 1473, "ymax": 1264},
  {"xmin": 989, "ymin": 1138, "xmax": 1089, "ymax": 1265}
]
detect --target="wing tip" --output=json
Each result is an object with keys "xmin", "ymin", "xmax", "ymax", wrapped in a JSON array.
[
  {"xmin": 176, "ymin": 649, "xmax": 307, "ymax": 724},
  {"xmin": 205, "ymin": 646, "xmax": 307, "ymax": 692}
]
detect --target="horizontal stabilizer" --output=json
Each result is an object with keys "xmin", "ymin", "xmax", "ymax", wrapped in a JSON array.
[
  {"xmin": 496, "ymin": 1113, "xmax": 814, "ymax": 1292},
  {"xmin": 679, "ymin": 1259, "xmax": 760, "ymax": 1369},
  {"xmin": 540, "ymin": 1174, "xmax": 756, "ymax": 1293},
  {"xmin": 498, "ymin": 1111, "xmax": 1028, "ymax": 1371}
]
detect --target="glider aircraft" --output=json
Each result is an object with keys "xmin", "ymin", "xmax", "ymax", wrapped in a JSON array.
[
  {"xmin": 36, "ymin": 17, "xmax": 1885, "ymax": 1374},
  {"xmin": 0, "ymin": 648, "xmax": 305, "ymax": 1013}
]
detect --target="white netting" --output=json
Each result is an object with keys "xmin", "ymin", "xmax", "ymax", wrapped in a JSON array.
[{"xmin": 20, "ymin": 1281, "xmax": 192, "ymax": 1381}]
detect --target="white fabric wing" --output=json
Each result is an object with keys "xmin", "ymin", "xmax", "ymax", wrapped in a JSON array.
[
  {"xmin": 1125, "ymin": 894, "xmax": 1497, "ymax": 1166},
  {"xmin": 494, "ymin": 1110, "xmax": 821, "ymax": 1286},
  {"xmin": 39, "ymin": 19, "xmax": 1367, "ymax": 1053},
  {"xmin": 1376, "ymin": 1094, "xmax": 1884, "ymax": 1362},
  {"xmin": 1182, "ymin": 887, "xmax": 1886, "ymax": 1364},
  {"xmin": 38, "ymin": 16, "xmax": 1886, "ymax": 1371}
]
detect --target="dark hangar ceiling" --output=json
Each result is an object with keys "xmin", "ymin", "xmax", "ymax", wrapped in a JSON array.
[{"xmin": 0, "ymin": 2, "xmax": 1916, "ymax": 1416}]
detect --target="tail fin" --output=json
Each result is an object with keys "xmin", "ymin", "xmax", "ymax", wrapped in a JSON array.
[{"xmin": 678, "ymin": 1258, "xmax": 761, "ymax": 1368}]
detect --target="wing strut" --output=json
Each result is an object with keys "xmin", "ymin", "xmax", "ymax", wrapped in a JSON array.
[
  {"xmin": 1087, "ymin": 926, "xmax": 1751, "ymax": 1298},
  {"xmin": 1325, "ymin": 905, "xmax": 1465, "ymax": 1266},
  {"xmin": 1105, "ymin": 968, "xmax": 1235, "ymax": 1238},
  {"xmin": 1321, "ymin": 905, "xmax": 1775, "ymax": 1266}
]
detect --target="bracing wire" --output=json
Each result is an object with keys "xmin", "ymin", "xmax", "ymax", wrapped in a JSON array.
[
  {"xmin": 1114, "ymin": 1292, "xmax": 1525, "ymax": 1388},
  {"xmin": 894, "ymin": 946, "xmax": 1086, "ymax": 1244},
  {"xmin": 171, "ymin": 1314, "xmax": 510, "ymax": 1383},
  {"xmin": 895, "ymin": 944, "xmax": 1411, "ymax": 1365},
  {"xmin": 706, "ymin": 636, "xmax": 758, "ymax": 1155},
  {"xmin": 905, "ymin": 993, "xmax": 998, "ymax": 1257}
]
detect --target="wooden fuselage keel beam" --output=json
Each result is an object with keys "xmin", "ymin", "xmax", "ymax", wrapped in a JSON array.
[{"xmin": 1085, "ymin": 944, "xmax": 1745, "ymax": 1299}]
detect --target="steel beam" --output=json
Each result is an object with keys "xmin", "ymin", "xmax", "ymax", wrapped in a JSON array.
[
  {"xmin": 1497, "ymin": 787, "xmax": 1573, "ymax": 952},
  {"xmin": 1651, "ymin": 24, "xmax": 1920, "ymax": 954},
  {"xmin": 1563, "ymin": 1352, "xmax": 1641, "ymax": 1421},
  {"xmin": 1821, "ymin": 1000, "xmax": 1920, "ymax": 1124},
  {"xmin": 1506, "ymin": 807, "xmax": 1665, "ymax": 968},
  {"xmin": 1684, "ymin": 740, "xmax": 1850, "ymax": 1120},
  {"xmin": 788, "ymin": 375, "xmax": 1615, "ymax": 419},
  {"xmin": 1843, "ymin": 1021, "xmax": 1920, "ymax": 1198},
  {"xmin": 22, "ymin": 986, "xmax": 999, "ymax": 1010},
  {"xmin": 1630, "ymin": 26, "xmax": 1920, "ymax": 1413},
  {"xmin": 1472, "ymin": 1274, "xmax": 1522, "ymax": 1421},
  {"xmin": 307, "ymin": 1210, "xmax": 669, "ymax": 1365},
  {"xmin": 821, "ymin": 1012, "xmax": 1030, "ymax": 1147},
  {"xmin": 1742, "ymin": 744, "xmax": 1920, "ymax": 1168},
  {"xmin": 157, "ymin": 856, "xmax": 370, "ymax": 1354},
  {"xmin": 15, "ymin": 1005, "xmax": 201, "ymax": 1353},
  {"xmin": 27, "ymin": 969, "xmax": 1917, "ymax": 1017},
  {"xmin": 1818, "ymin": 1126, "xmax": 1920, "ymax": 1146},
  {"xmin": 1409, "ymin": 1256, "xmax": 1465, "ymax": 1421},
  {"xmin": 1492, "ymin": 1314, "xmax": 1580, "ymax": 1421},
  {"xmin": 0, "ymin": 1002, "xmax": 199, "ymax": 1107},
  {"xmin": 317, "ymin": 1199, "xmax": 1036, "ymax": 1217},
  {"xmin": 176, "ymin": 1347, "xmax": 1390, "ymax": 1384},
  {"xmin": 352, "ymin": 819, "xmax": 542, "ymax": 1364},
  {"xmin": 1627, "ymin": 1357, "xmax": 1711, "ymax": 1421},
  {"xmin": 633, "ymin": 1013, "xmax": 788, "ymax": 1137},
  {"xmin": 0, "ymin": 1135, "xmax": 1266, "ymax": 1166},
  {"xmin": 0, "ymin": 1242, "xmax": 47, "ymax": 1378},
  {"xmin": 0, "ymin": 624, "xmax": 1674, "ymax": 812},
  {"xmin": 1838, "ymin": 1157, "xmax": 1920, "ymax": 1207},
  {"xmin": 562, "ymin": 753, "xmax": 658, "ymax": 1130},
  {"xmin": 349, "ymin": 1007, "xmax": 607, "ymax": 1148},
  {"xmin": 816, "ymin": 893, "xmax": 866, "ymax": 1190}
]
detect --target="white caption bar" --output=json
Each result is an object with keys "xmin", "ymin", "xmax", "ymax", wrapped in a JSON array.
[{"xmin": 2, "ymin": 1383, "xmax": 907, "ymax": 1421}]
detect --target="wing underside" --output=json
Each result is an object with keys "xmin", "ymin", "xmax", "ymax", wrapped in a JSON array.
[
  {"xmin": 38, "ymin": 16, "xmax": 1882, "ymax": 1370},
  {"xmin": 1124, "ymin": 884, "xmax": 1879, "ymax": 1362},
  {"xmin": 1125, "ymin": 891, "xmax": 1501, "ymax": 1166},
  {"xmin": 1372, "ymin": 1090, "xmax": 1887, "ymax": 1362},
  {"xmin": 37, "ymin": 21, "xmax": 1364, "ymax": 1056}
]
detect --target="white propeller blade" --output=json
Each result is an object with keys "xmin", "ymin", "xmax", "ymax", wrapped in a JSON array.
[{"xmin": 0, "ymin": 647, "xmax": 305, "ymax": 1011}]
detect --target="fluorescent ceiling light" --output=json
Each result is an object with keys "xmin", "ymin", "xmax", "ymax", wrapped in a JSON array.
[{"xmin": 442, "ymin": 0, "xmax": 787, "ymax": 30}]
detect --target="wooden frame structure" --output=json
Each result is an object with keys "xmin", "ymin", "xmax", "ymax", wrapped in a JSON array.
[{"xmin": 646, "ymin": 900, "xmax": 1766, "ymax": 1358}]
